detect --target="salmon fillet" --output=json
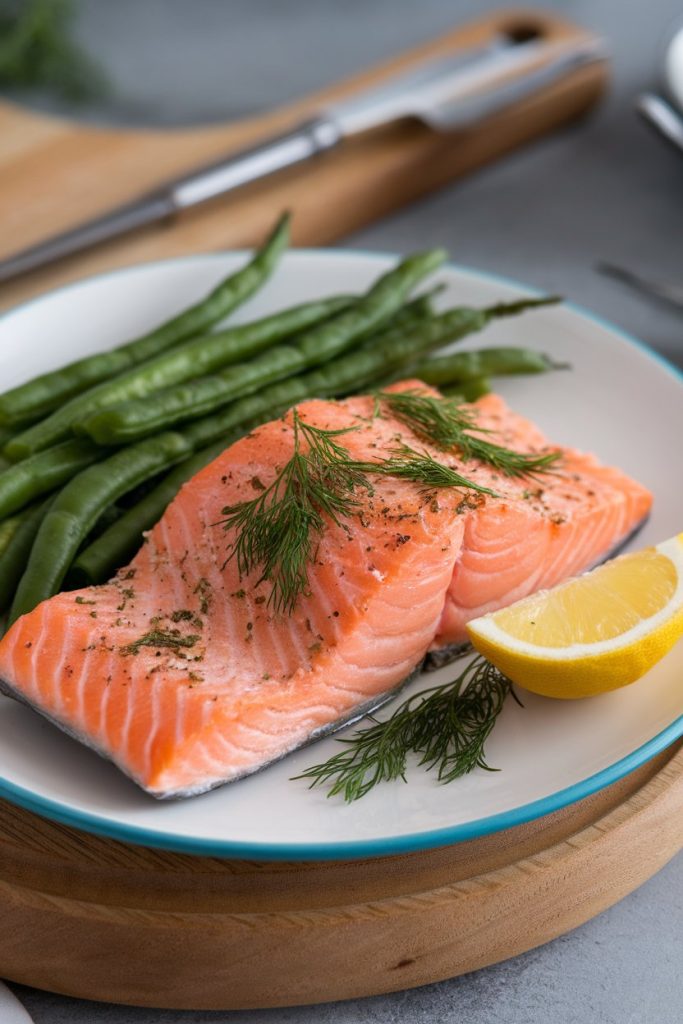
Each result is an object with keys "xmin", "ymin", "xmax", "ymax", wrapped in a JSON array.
[
  {"xmin": 0, "ymin": 386, "xmax": 652, "ymax": 798},
  {"xmin": 437, "ymin": 394, "xmax": 653, "ymax": 648}
]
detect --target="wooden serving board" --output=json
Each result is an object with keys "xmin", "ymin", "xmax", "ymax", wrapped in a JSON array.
[
  {"xmin": 0, "ymin": 8, "xmax": 608, "ymax": 311},
  {"xmin": 0, "ymin": 740, "xmax": 680, "ymax": 1010}
]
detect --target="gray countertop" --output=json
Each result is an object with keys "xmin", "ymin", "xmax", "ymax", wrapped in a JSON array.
[{"xmin": 3, "ymin": 1, "xmax": 682, "ymax": 1021}]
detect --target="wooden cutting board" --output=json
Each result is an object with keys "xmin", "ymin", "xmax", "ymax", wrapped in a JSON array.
[
  {"xmin": 0, "ymin": 8, "xmax": 608, "ymax": 311},
  {"xmin": 0, "ymin": 741, "xmax": 679, "ymax": 1009}
]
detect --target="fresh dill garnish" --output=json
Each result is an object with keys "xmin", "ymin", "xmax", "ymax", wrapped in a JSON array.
[
  {"xmin": 377, "ymin": 390, "xmax": 561, "ymax": 478},
  {"xmin": 294, "ymin": 654, "xmax": 513, "ymax": 801},
  {"xmin": 372, "ymin": 444, "xmax": 498, "ymax": 496},
  {"xmin": 218, "ymin": 410, "xmax": 372, "ymax": 615},
  {"xmin": 217, "ymin": 394, "xmax": 560, "ymax": 614}
]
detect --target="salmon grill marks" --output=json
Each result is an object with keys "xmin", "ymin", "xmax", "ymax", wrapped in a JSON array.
[{"xmin": 0, "ymin": 385, "xmax": 652, "ymax": 798}]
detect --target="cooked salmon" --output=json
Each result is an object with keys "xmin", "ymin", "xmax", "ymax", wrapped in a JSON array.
[
  {"xmin": 437, "ymin": 394, "xmax": 653, "ymax": 649},
  {"xmin": 0, "ymin": 386, "xmax": 652, "ymax": 797}
]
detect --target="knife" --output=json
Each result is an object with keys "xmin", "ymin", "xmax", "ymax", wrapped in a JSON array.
[
  {"xmin": 0, "ymin": 34, "xmax": 606, "ymax": 284},
  {"xmin": 596, "ymin": 260, "xmax": 683, "ymax": 311}
]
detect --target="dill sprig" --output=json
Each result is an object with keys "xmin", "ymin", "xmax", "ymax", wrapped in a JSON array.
[
  {"xmin": 218, "ymin": 411, "xmax": 372, "ymax": 615},
  {"xmin": 377, "ymin": 389, "xmax": 561, "ymax": 478},
  {"xmin": 371, "ymin": 444, "xmax": 498, "ymax": 496},
  {"xmin": 294, "ymin": 655, "xmax": 512, "ymax": 801},
  {"xmin": 218, "ymin": 391, "xmax": 561, "ymax": 614},
  {"xmin": 217, "ymin": 412, "xmax": 502, "ymax": 613}
]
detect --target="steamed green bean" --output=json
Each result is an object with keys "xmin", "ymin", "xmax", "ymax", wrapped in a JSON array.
[
  {"xmin": 411, "ymin": 346, "xmax": 560, "ymax": 385},
  {"xmin": 0, "ymin": 514, "xmax": 22, "ymax": 557},
  {"xmin": 9, "ymin": 432, "xmax": 192, "ymax": 623},
  {"xmin": 0, "ymin": 298, "xmax": 435, "ymax": 523},
  {"xmin": 77, "ymin": 248, "xmax": 448, "ymax": 445},
  {"xmin": 0, "ymin": 426, "xmax": 14, "ymax": 469},
  {"xmin": 2, "ymin": 212, "xmax": 290, "ymax": 441},
  {"xmin": 0, "ymin": 439, "xmax": 100, "ymax": 520},
  {"xmin": 441, "ymin": 378, "xmax": 492, "ymax": 401},
  {"xmin": 6, "ymin": 291, "xmax": 352, "ymax": 461},
  {"xmin": 183, "ymin": 300, "xmax": 522, "ymax": 449},
  {"xmin": 0, "ymin": 498, "xmax": 55, "ymax": 614},
  {"xmin": 2, "ymin": 252, "xmax": 560, "ymax": 618}
]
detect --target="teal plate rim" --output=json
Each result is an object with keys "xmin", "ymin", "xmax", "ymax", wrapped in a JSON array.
[{"xmin": 0, "ymin": 249, "xmax": 681, "ymax": 862}]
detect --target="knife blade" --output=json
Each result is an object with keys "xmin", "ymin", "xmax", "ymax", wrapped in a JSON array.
[
  {"xmin": 0, "ymin": 34, "xmax": 606, "ymax": 285},
  {"xmin": 596, "ymin": 260, "xmax": 683, "ymax": 311}
]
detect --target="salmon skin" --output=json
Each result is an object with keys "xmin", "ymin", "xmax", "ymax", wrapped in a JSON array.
[{"xmin": 0, "ymin": 386, "xmax": 652, "ymax": 799}]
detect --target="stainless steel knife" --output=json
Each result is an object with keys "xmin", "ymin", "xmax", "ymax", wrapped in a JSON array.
[{"xmin": 0, "ymin": 34, "xmax": 606, "ymax": 284}]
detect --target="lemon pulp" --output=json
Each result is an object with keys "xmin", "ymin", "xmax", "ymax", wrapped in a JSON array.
[
  {"xmin": 494, "ymin": 549, "xmax": 677, "ymax": 647},
  {"xmin": 466, "ymin": 533, "xmax": 683, "ymax": 699}
]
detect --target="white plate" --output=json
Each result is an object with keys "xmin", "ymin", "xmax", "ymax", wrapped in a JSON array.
[{"xmin": 0, "ymin": 251, "xmax": 681, "ymax": 861}]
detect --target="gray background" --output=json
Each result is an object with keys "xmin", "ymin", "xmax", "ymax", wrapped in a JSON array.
[{"xmin": 4, "ymin": 1, "xmax": 683, "ymax": 1021}]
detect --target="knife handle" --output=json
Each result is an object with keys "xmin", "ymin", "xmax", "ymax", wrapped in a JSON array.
[{"xmin": 169, "ymin": 118, "xmax": 343, "ymax": 210}]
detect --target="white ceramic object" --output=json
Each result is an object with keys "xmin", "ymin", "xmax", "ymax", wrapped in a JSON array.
[
  {"xmin": 0, "ymin": 982, "xmax": 33, "ymax": 1024},
  {"xmin": 0, "ymin": 251, "xmax": 681, "ymax": 860},
  {"xmin": 665, "ymin": 22, "xmax": 683, "ymax": 110}
]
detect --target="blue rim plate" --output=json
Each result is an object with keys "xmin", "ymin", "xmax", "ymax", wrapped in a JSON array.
[{"xmin": 0, "ymin": 250, "xmax": 681, "ymax": 861}]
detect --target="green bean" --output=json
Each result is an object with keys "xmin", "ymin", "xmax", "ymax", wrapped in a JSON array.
[
  {"xmin": 365, "ymin": 287, "xmax": 442, "ymax": 334},
  {"xmin": 440, "ymin": 378, "xmax": 492, "ymax": 401},
  {"xmin": 4, "ymin": 293, "xmax": 557, "ymax": 609},
  {"xmin": 16, "ymin": 301, "xmax": 439, "ymax": 586},
  {"xmin": 6, "ymin": 292, "xmax": 352, "ymax": 461},
  {"xmin": 0, "ymin": 439, "xmax": 100, "ymax": 520},
  {"xmin": 89, "ymin": 502, "xmax": 125, "ymax": 536},
  {"xmin": 0, "ymin": 514, "xmax": 22, "ymax": 557},
  {"xmin": 72, "ymin": 297, "xmax": 548, "ymax": 581},
  {"xmin": 64, "ymin": 292, "xmax": 427, "ymax": 462},
  {"xmin": 0, "ymin": 498, "xmax": 55, "ymax": 614},
  {"xmin": 0, "ymin": 213, "xmax": 291, "ymax": 429},
  {"xmin": 77, "ymin": 248, "xmax": 448, "ymax": 445},
  {"xmin": 193, "ymin": 298, "xmax": 555, "ymax": 444},
  {"xmin": 0, "ymin": 426, "xmax": 14, "ymax": 469},
  {"xmin": 5, "ymin": 295, "xmax": 553, "ymax": 596},
  {"xmin": 9, "ymin": 432, "xmax": 192, "ymax": 623},
  {"xmin": 463, "ymin": 378, "xmax": 492, "ymax": 400},
  {"xmin": 411, "ymin": 346, "xmax": 560, "ymax": 385},
  {"xmin": 0, "ymin": 300, "xmax": 435, "ymax": 533}
]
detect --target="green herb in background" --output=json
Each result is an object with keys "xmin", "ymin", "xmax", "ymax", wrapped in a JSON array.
[{"xmin": 0, "ymin": 0, "xmax": 107, "ymax": 100}]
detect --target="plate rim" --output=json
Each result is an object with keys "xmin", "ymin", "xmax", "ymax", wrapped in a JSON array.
[{"xmin": 1, "ymin": 249, "xmax": 681, "ymax": 862}]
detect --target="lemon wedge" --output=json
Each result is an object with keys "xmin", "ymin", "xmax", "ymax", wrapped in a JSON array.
[{"xmin": 466, "ymin": 532, "xmax": 683, "ymax": 699}]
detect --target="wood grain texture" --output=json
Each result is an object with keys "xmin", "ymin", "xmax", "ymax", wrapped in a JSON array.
[
  {"xmin": 0, "ymin": 740, "xmax": 679, "ymax": 1010},
  {"xmin": 0, "ymin": 9, "xmax": 608, "ymax": 311}
]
